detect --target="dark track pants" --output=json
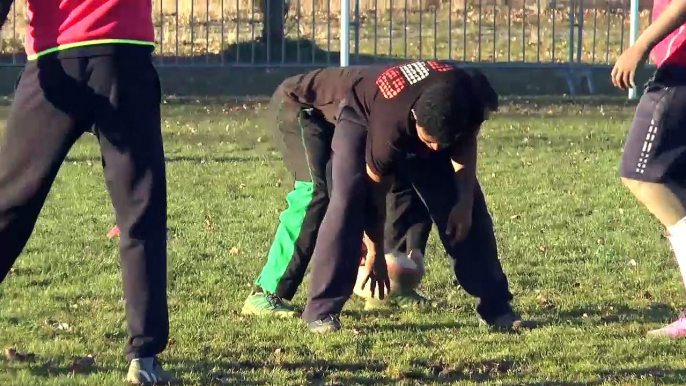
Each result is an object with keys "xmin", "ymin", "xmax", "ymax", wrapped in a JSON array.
[
  {"xmin": 384, "ymin": 172, "xmax": 433, "ymax": 256},
  {"xmin": 304, "ymin": 115, "xmax": 514, "ymax": 323},
  {"xmin": 302, "ymin": 107, "xmax": 371, "ymax": 323},
  {"xmin": 386, "ymin": 157, "xmax": 514, "ymax": 321},
  {"xmin": 255, "ymin": 89, "xmax": 334, "ymax": 300},
  {"xmin": 0, "ymin": 47, "xmax": 169, "ymax": 361}
]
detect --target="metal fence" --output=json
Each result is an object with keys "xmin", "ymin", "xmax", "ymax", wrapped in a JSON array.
[{"xmin": 0, "ymin": 0, "xmax": 651, "ymax": 67}]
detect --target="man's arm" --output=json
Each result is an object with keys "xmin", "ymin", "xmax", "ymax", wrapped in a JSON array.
[
  {"xmin": 635, "ymin": 0, "xmax": 686, "ymax": 55},
  {"xmin": 447, "ymin": 134, "xmax": 478, "ymax": 242},
  {"xmin": 612, "ymin": 0, "xmax": 686, "ymax": 89},
  {"xmin": 359, "ymin": 164, "xmax": 392, "ymax": 299},
  {"xmin": 451, "ymin": 134, "xmax": 478, "ymax": 209},
  {"xmin": 365, "ymin": 165, "xmax": 391, "ymax": 257},
  {"xmin": 0, "ymin": 0, "xmax": 14, "ymax": 30}
]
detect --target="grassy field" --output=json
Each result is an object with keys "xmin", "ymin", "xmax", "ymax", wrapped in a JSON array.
[
  {"xmin": 2, "ymin": 99, "xmax": 686, "ymax": 385},
  {"xmin": 0, "ymin": 2, "xmax": 652, "ymax": 65}
]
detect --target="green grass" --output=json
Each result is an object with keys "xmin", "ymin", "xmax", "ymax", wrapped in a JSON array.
[{"xmin": 2, "ymin": 98, "xmax": 686, "ymax": 385}]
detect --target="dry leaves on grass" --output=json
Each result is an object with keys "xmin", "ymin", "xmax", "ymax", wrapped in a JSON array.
[
  {"xmin": 536, "ymin": 294, "xmax": 556, "ymax": 310},
  {"xmin": 204, "ymin": 215, "xmax": 216, "ymax": 232},
  {"xmin": 43, "ymin": 318, "xmax": 73, "ymax": 332},
  {"xmin": 5, "ymin": 347, "xmax": 35, "ymax": 362}
]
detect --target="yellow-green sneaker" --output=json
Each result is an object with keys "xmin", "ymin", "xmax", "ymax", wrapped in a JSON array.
[
  {"xmin": 126, "ymin": 357, "xmax": 177, "ymax": 385},
  {"xmin": 241, "ymin": 291, "xmax": 299, "ymax": 317}
]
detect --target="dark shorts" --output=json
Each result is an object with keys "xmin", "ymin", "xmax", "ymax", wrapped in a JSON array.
[
  {"xmin": 620, "ymin": 65, "xmax": 686, "ymax": 183},
  {"xmin": 268, "ymin": 86, "xmax": 334, "ymax": 184}
]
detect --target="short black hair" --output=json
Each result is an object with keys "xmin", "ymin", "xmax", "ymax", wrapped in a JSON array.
[
  {"xmin": 413, "ymin": 73, "xmax": 489, "ymax": 146},
  {"xmin": 468, "ymin": 69, "xmax": 499, "ymax": 112}
]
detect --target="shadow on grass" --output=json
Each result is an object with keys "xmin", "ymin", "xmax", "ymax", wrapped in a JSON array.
[
  {"xmin": 530, "ymin": 302, "xmax": 679, "ymax": 327},
  {"xmin": 164, "ymin": 358, "xmax": 389, "ymax": 385},
  {"xmin": 164, "ymin": 38, "xmax": 399, "ymax": 68},
  {"xmin": 64, "ymin": 155, "xmax": 276, "ymax": 164},
  {"xmin": 515, "ymin": 368, "xmax": 686, "ymax": 385},
  {"xmin": 5, "ymin": 355, "xmax": 115, "ymax": 378},
  {"xmin": 596, "ymin": 368, "xmax": 686, "ymax": 384},
  {"xmin": 368, "ymin": 320, "xmax": 463, "ymax": 333}
]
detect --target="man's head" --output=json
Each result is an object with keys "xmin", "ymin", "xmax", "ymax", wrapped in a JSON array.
[{"xmin": 411, "ymin": 70, "xmax": 498, "ymax": 151}]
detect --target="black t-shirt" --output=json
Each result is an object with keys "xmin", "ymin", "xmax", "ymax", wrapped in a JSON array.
[
  {"xmin": 279, "ymin": 67, "xmax": 371, "ymax": 123},
  {"xmin": 347, "ymin": 60, "xmax": 472, "ymax": 177}
]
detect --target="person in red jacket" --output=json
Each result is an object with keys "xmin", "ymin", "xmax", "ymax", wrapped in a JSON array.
[
  {"xmin": 0, "ymin": 1, "xmax": 174, "ymax": 383},
  {"xmin": 613, "ymin": 0, "xmax": 686, "ymax": 337}
]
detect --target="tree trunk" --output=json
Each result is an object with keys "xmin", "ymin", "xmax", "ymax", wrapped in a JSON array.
[{"xmin": 258, "ymin": 0, "xmax": 289, "ymax": 42}]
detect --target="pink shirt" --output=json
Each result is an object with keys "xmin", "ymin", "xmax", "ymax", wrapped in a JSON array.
[
  {"xmin": 651, "ymin": 0, "xmax": 686, "ymax": 67},
  {"xmin": 25, "ymin": 0, "xmax": 154, "ymax": 59}
]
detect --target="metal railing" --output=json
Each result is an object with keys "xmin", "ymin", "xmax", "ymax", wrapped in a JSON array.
[{"xmin": 0, "ymin": 0, "xmax": 651, "ymax": 67}]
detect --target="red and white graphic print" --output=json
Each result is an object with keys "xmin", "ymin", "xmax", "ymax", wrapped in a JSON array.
[
  {"xmin": 376, "ymin": 60, "xmax": 455, "ymax": 99},
  {"xmin": 376, "ymin": 67, "xmax": 406, "ymax": 99},
  {"xmin": 427, "ymin": 60, "xmax": 455, "ymax": 72}
]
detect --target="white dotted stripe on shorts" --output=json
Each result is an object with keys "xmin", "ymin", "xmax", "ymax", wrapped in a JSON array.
[{"xmin": 636, "ymin": 119, "xmax": 658, "ymax": 174}]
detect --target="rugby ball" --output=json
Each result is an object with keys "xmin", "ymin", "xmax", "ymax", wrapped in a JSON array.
[{"xmin": 353, "ymin": 250, "xmax": 425, "ymax": 300}]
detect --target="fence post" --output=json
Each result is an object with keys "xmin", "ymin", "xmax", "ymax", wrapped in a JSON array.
[
  {"xmin": 354, "ymin": 0, "xmax": 360, "ymax": 62},
  {"xmin": 629, "ymin": 0, "xmax": 639, "ymax": 99},
  {"xmin": 568, "ymin": 0, "xmax": 576, "ymax": 64},
  {"xmin": 576, "ymin": 0, "xmax": 584, "ymax": 63},
  {"xmin": 341, "ymin": 0, "xmax": 351, "ymax": 66}
]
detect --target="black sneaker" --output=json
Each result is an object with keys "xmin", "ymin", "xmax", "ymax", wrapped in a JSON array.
[{"xmin": 307, "ymin": 314, "xmax": 342, "ymax": 333}]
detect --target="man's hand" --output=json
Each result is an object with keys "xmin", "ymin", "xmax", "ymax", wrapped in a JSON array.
[
  {"xmin": 362, "ymin": 165, "xmax": 391, "ymax": 299},
  {"xmin": 360, "ymin": 248, "xmax": 391, "ymax": 300},
  {"xmin": 611, "ymin": 43, "xmax": 651, "ymax": 90},
  {"xmin": 446, "ymin": 202, "xmax": 472, "ymax": 244}
]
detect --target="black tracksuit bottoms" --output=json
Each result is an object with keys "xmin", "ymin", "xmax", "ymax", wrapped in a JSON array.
[{"xmin": 0, "ymin": 45, "xmax": 169, "ymax": 361}]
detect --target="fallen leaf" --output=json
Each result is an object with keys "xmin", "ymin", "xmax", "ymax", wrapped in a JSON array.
[
  {"xmin": 57, "ymin": 322, "xmax": 71, "ymax": 331},
  {"xmin": 5, "ymin": 348, "xmax": 36, "ymax": 362},
  {"xmin": 229, "ymin": 247, "xmax": 241, "ymax": 256},
  {"xmin": 538, "ymin": 245, "xmax": 547, "ymax": 253},
  {"xmin": 204, "ymin": 215, "xmax": 215, "ymax": 232},
  {"xmin": 536, "ymin": 294, "xmax": 555, "ymax": 310},
  {"xmin": 4, "ymin": 347, "xmax": 15, "ymax": 360},
  {"xmin": 43, "ymin": 318, "xmax": 72, "ymax": 332}
]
